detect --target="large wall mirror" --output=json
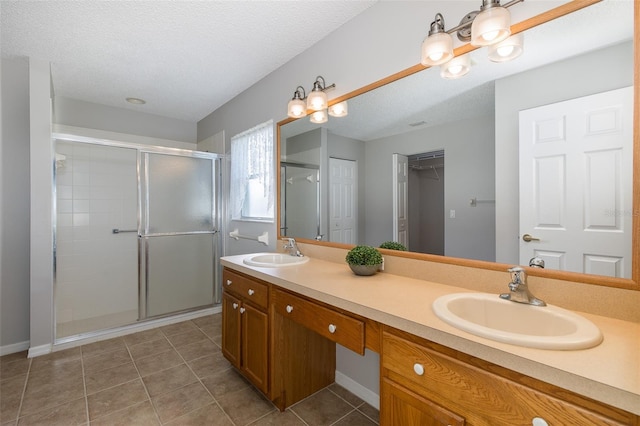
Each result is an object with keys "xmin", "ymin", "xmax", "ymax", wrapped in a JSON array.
[{"xmin": 277, "ymin": 0, "xmax": 638, "ymax": 290}]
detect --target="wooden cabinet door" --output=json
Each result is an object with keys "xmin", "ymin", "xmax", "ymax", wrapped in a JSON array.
[
  {"xmin": 381, "ymin": 378, "xmax": 465, "ymax": 426},
  {"xmin": 241, "ymin": 303, "xmax": 269, "ymax": 394},
  {"xmin": 221, "ymin": 292, "xmax": 241, "ymax": 368}
]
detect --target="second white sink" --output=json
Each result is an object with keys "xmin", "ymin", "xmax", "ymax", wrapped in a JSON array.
[
  {"xmin": 243, "ymin": 253, "xmax": 309, "ymax": 267},
  {"xmin": 432, "ymin": 293, "xmax": 603, "ymax": 350}
]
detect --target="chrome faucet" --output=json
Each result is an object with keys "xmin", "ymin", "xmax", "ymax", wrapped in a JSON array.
[
  {"xmin": 283, "ymin": 238, "xmax": 304, "ymax": 257},
  {"xmin": 499, "ymin": 266, "xmax": 546, "ymax": 306}
]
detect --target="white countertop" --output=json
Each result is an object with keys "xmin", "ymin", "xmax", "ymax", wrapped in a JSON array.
[{"xmin": 221, "ymin": 254, "xmax": 640, "ymax": 415}]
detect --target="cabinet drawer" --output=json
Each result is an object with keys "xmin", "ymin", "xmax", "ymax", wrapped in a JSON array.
[
  {"xmin": 273, "ymin": 288, "xmax": 365, "ymax": 355},
  {"xmin": 223, "ymin": 269, "xmax": 268, "ymax": 310},
  {"xmin": 383, "ymin": 330, "xmax": 627, "ymax": 426}
]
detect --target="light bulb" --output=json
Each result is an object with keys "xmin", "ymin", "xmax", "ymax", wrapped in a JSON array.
[{"xmin": 488, "ymin": 33, "xmax": 523, "ymax": 62}]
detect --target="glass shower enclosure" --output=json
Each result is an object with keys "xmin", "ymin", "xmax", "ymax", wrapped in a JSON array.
[{"xmin": 54, "ymin": 137, "xmax": 222, "ymax": 341}]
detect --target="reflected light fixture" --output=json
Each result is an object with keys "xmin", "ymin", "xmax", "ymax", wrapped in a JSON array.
[
  {"xmin": 487, "ymin": 32, "xmax": 524, "ymax": 62},
  {"xmin": 287, "ymin": 75, "xmax": 346, "ymax": 123},
  {"xmin": 287, "ymin": 86, "xmax": 307, "ymax": 118},
  {"xmin": 309, "ymin": 109, "xmax": 328, "ymax": 124},
  {"xmin": 421, "ymin": 13, "xmax": 454, "ymax": 66},
  {"xmin": 328, "ymin": 101, "xmax": 348, "ymax": 118},
  {"xmin": 441, "ymin": 54, "xmax": 471, "ymax": 79}
]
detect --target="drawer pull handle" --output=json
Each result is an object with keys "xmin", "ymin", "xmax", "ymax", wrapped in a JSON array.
[
  {"xmin": 248, "ymin": 289, "xmax": 255, "ymax": 296},
  {"xmin": 286, "ymin": 305, "xmax": 293, "ymax": 313},
  {"xmin": 532, "ymin": 418, "xmax": 548, "ymax": 426},
  {"xmin": 240, "ymin": 307, "xmax": 245, "ymax": 314},
  {"xmin": 413, "ymin": 363, "xmax": 425, "ymax": 376},
  {"xmin": 226, "ymin": 280, "xmax": 232, "ymax": 286},
  {"xmin": 232, "ymin": 303, "xmax": 238, "ymax": 310},
  {"xmin": 328, "ymin": 324, "xmax": 337, "ymax": 334}
]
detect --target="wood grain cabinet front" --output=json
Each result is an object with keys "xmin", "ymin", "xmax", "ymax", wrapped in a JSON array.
[
  {"xmin": 221, "ymin": 269, "xmax": 269, "ymax": 395},
  {"xmin": 381, "ymin": 328, "xmax": 636, "ymax": 426}
]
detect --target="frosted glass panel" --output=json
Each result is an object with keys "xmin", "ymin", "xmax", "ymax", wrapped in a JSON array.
[
  {"xmin": 147, "ymin": 154, "xmax": 213, "ymax": 233},
  {"xmin": 146, "ymin": 234, "xmax": 214, "ymax": 317}
]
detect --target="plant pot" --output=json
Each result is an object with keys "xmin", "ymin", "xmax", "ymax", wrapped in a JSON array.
[{"xmin": 348, "ymin": 263, "xmax": 381, "ymax": 276}]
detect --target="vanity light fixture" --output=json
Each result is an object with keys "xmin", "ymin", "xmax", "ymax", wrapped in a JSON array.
[
  {"xmin": 487, "ymin": 32, "xmax": 524, "ymax": 62},
  {"xmin": 420, "ymin": 0, "xmax": 524, "ymax": 77},
  {"xmin": 286, "ymin": 75, "xmax": 347, "ymax": 123},
  {"xmin": 440, "ymin": 54, "xmax": 471, "ymax": 79},
  {"xmin": 287, "ymin": 86, "xmax": 307, "ymax": 118}
]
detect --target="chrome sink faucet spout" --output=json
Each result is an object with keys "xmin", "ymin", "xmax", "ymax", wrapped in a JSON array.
[
  {"xmin": 283, "ymin": 238, "xmax": 304, "ymax": 257},
  {"xmin": 499, "ymin": 267, "xmax": 546, "ymax": 306}
]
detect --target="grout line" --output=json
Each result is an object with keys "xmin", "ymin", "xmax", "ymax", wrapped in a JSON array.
[
  {"xmin": 13, "ymin": 356, "xmax": 32, "ymax": 423},
  {"xmin": 329, "ymin": 408, "xmax": 357, "ymax": 426},
  {"xmin": 123, "ymin": 337, "xmax": 163, "ymax": 425},
  {"xmin": 79, "ymin": 348, "xmax": 90, "ymax": 425}
]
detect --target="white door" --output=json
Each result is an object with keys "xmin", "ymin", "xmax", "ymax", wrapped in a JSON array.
[
  {"xmin": 519, "ymin": 86, "xmax": 633, "ymax": 278},
  {"xmin": 329, "ymin": 158, "xmax": 357, "ymax": 244},
  {"xmin": 392, "ymin": 154, "xmax": 409, "ymax": 248}
]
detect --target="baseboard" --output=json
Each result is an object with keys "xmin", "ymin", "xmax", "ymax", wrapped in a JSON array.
[
  {"xmin": 28, "ymin": 343, "xmax": 52, "ymax": 358},
  {"xmin": 0, "ymin": 340, "xmax": 30, "ymax": 356},
  {"xmin": 335, "ymin": 370, "xmax": 380, "ymax": 410}
]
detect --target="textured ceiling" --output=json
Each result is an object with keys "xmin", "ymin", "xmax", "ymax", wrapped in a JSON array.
[{"xmin": 1, "ymin": 0, "xmax": 376, "ymax": 122}]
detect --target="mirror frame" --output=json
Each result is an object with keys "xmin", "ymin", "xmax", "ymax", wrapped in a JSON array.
[{"xmin": 277, "ymin": 0, "xmax": 639, "ymax": 291}]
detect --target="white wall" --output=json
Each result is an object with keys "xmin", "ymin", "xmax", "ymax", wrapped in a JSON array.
[
  {"xmin": 1, "ymin": 58, "xmax": 31, "ymax": 352},
  {"xmin": 55, "ymin": 97, "xmax": 197, "ymax": 143},
  {"xmin": 494, "ymin": 41, "xmax": 634, "ymax": 264}
]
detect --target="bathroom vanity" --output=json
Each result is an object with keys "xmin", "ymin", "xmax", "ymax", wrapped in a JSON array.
[{"xmin": 220, "ymin": 253, "xmax": 640, "ymax": 425}]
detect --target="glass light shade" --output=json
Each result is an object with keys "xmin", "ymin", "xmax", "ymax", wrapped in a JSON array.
[
  {"xmin": 471, "ymin": 6, "xmax": 511, "ymax": 46},
  {"xmin": 440, "ymin": 55, "xmax": 471, "ymax": 79},
  {"xmin": 421, "ymin": 32, "xmax": 454, "ymax": 66},
  {"xmin": 328, "ymin": 101, "xmax": 348, "ymax": 117},
  {"xmin": 487, "ymin": 33, "xmax": 524, "ymax": 62},
  {"xmin": 307, "ymin": 90, "xmax": 328, "ymax": 111},
  {"xmin": 287, "ymin": 98, "xmax": 307, "ymax": 118},
  {"xmin": 309, "ymin": 109, "xmax": 328, "ymax": 124}
]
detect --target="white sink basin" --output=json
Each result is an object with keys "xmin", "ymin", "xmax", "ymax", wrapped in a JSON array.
[
  {"xmin": 243, "ymin": 253, "xmax": 309, "ymax": 267},
  {"xmin": 432, "ymin": 293, "xmax": 603, "ymax": 350}
]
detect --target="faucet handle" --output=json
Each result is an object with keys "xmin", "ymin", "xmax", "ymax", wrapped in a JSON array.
[{"xmin": 508, "ymin": 266, "xmax": 525, "ymax": 287}]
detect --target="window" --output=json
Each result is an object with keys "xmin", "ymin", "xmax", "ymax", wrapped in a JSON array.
[{"xmin": 230, "ymin": 120, "xmax": 274, "ymax": 221}]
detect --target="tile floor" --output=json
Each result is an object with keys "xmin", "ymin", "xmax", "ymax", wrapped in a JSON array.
[{"xmin": 0, "ymin": 313, "xmax": 379, "ymax": 425}]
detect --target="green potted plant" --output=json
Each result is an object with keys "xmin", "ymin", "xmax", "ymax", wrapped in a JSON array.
[
  {"xmin": 345, "ymin": 245, "xmax": 383, "ymax": 276},
  {"xmin": 379, "ymin": 241, "xmax": 407, "ymax": 251}
]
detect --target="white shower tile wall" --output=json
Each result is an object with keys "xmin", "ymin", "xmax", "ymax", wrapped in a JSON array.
[{"xmin": 54, "ymin": 141, "xmax": 139, "ymax": 338}]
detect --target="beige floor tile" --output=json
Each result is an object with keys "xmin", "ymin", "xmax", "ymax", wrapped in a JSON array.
[
  {"xmin": 123, "ymin": 329, "xmax": 164, "ymax": 347},
  {"xmin": 134, "ymin": 349, "xmax": 183, "ymax": 377},
  {"xmin": 142, "ymin": 364, "xmax": 198, "ymax": 398},
  {"xmin": 164, "ymin": 328, "xmax": 208, "ymax": 348},
  {"xmin": 200, "ymin": 367, "xmax": 250, "ymax": 400},
  {"xmin": 0, "ymin": 352, "xmax": 29, "ymax": 365},
  {"xmin": 290, "ymin": 388, "xmax": 354, "ymax": 426},
  {"xmin": 216, "ymin": 386, "xmax": 275, "ymax": 426},
  {"xmin": 89, "ymin": 400, "xmax": 159, "ymax": 426},
  {"xmin": 87, "ymin": 379, "xmax": 148, "ymax": 420},
  {"xmin": 332, "ymin": 410, "xmax": 377, "ymax": 425},
  {"xmin": 357, "ymin": 403, "xmax": 380, "ymax": 424},
  {"xmin": 85, "ymin": 362, "xmax": 139, "ymax": 395},
  {"xmin": 164, "ymin": 402, "xmax": 233, "ymax": 426},
  {"xmin": 159, "ymin": 321, "xmax": 197, "ymax": 337},
  {"xmin": 0, "ymin": 357, "xmax": 30, "ymax": 382},
  {"xmin": 1, "ymin": 374, "xmax": 27, "ymax": 422},
  {"xmin": 20, "ymin": 369, "xmax": 84, "ymax": 417},
  {"xmin": 29, "ymin": 348, "xmax": 81, "ymax": 373},
  {"xmin": 25, "ymin": 359, "xmax": 82, "ymax": 385},
  {"xmin": 81, "ymin": 338, "xmax": 126, "ymax": 358},
  {"xmin": 16, "ymin": 397, "xmax": 87, "ymax": 426},
  {"xmin": 151, "ymin": 382, "xmax": 214, "ymax": 424},
  {"xmin": 328, "ymin": 383, "xmax": 364, "ymax": 407},
  {"xmin": 128, "ymin": 338, "xmax": 172, "ymax": 360},
  {"xmin": 174, "ymin": 339, "xmax": 218, "ymax": 362},
  {"xmin": 82, "ymin": 347, "xmax": 132, "ymax": 375},
  {"xmin": 191, "ymin": 314, "xmax": 218, "ymax": 328},
  {"xmin": 187, "ymin": 350, "xmax": 231, "ymax": 379},
  {"xmin": 249, "ymin": 409, "xmax": 306, "ymax": 425}
]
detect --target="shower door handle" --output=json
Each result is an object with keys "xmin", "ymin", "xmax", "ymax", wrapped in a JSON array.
[{"xmin": 112, "ymin": 228, "xmax": 138, "ymax": 234}]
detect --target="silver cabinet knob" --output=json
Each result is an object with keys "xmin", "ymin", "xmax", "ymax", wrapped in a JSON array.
[
  {"xmin": 239, "ymin": 307, "xmax": 245, "ymax": 314},
  {"xmin": 232, "ymin": 303, "xmax": 238, "ymax": 310},
  {"xmin": 532, "ymin": 418, "xmax": 548, "ymax": 426},
  {"xmin": 413, "ymin": 363, "xmax": 424, "ymax": 376},
  {"xmin": 226, "ymin": 279, "xmax": 232, "ymax": 286},
  {"xmin": 286, "ymin": 305, "xmax": 293, "ymax": 313},
  {"xmin": 328, "ymin": 324, "xmax": 337, "ymax": 334},
  {"xmin": 248, "ymin": 289, "xmax": 255, "ymax": 296}
]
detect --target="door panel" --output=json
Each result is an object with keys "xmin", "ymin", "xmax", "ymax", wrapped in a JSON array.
[
  {"xmin": 329, "ymin": 158, "xmax": 357, "ymax": 244},
  {"xmin": 222, "ymin": 292, "xmax": 241, "ymax": 367},
  {"xmin": 393, "ymin": 154, "xmax": 409, "ymax": 247}
]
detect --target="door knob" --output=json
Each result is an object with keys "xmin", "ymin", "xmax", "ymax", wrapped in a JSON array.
[{"xmin": 522, "ymin": 233, "xmax": 540, "ymax": 242}]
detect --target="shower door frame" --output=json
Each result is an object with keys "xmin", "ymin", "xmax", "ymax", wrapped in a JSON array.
[{"xmin": 52, "ymin": 133, "xmax": 224, "ymax": 344}]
